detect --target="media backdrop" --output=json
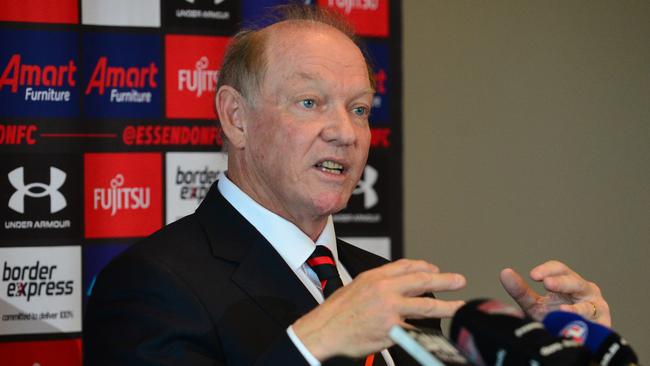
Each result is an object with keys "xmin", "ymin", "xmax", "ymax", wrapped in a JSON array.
[{"xmin": 0, "ymin": 0, "xmax": 402, "ymax": 364}]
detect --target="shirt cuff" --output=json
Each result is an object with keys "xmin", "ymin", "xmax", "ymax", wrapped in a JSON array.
[{"xmin": 287, "ymin": 325, "xmax": 321, "ymax": 366}]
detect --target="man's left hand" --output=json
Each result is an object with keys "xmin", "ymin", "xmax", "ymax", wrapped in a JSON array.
[{"xmin": 499, "ymin": 260, "xmax": 611, "ymax": 326}]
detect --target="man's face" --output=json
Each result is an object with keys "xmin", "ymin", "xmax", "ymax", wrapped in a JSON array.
[{"xmin": 239, "ymin": 23, "xmax": 373, "ymax": 227}]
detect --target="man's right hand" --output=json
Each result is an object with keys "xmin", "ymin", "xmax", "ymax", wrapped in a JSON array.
[{"xmin": 292, "ymin": 259, "xmax": 466, "ymax": 361}]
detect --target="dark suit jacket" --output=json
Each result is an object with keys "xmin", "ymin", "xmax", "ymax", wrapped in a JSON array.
[{"xmin": 84, "ymin": 182, "xmax": 440, "ymax": 365}]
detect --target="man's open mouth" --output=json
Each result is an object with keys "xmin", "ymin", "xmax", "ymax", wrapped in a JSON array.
[{"xmin": 315, "ymin": 160, "xmax": 344, "ymax": 175}]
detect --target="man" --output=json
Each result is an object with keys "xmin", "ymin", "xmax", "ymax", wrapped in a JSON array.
[{"xmin": 84, "ymin": 6, "xmax": 610, "ymax": 366}]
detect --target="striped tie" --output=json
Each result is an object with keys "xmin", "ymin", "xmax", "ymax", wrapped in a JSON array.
[
  {"xmin": 306, "ymin": 245, "xmax": 343, "ymax": 298},
  {"xmin": 306, "ymin": 246, "xmax": 387, "ymax": 366}
]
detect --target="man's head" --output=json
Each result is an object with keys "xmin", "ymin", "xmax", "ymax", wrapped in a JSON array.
[
  {"xmin": 215, "ymin": 5, "xmax": 374, "ymax": 239},
  {"xmin": 216, "ymin": 5, "xmax": 375, "ymax": 107}
]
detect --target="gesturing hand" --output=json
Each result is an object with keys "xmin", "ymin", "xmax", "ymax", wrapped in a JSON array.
[
  {"xmin": 499, "ymin": 260, "xmax": 611, "ymax": 326},
  {"xmin": 293, "ymin": 259, "xmax": 466, "ymax": 361}
]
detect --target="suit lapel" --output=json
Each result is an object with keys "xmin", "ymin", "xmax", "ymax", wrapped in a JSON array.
[
  {"xmin": 337, "ymin": 239, "xmax": 389, "ymax": 278},
  {"xmin": 196, "ymin": 182, "xmax": 318, "ymax": 328}
]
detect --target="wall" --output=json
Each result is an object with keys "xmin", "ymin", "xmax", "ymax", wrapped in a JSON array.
[{"xmin": 404, "ymin": 0, "xmax": 650, "ymax": 360}]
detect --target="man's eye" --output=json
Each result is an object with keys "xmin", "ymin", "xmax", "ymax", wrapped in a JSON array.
[
  {"xmin": 301, "ymin": 99, "xmax": 316, "ymax": 109},
  {"xmin": 352, "ymin": 106, "xmax": 368, "ymax": 116}
]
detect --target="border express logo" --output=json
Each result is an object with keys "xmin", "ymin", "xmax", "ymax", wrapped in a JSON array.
[
  {"xmin": 83, "ymin": 33, "xmax": 162, "ymax": 118},
  {"xmin": 165, "ymin": 35, "xmax": 230, "ymax": 119},
  {"xmin": 0, "ymin": 29, "xmax": 79, "ymax": 118},
  {"xmin": 0, "ymin": 0, "xmax": 78, "ymax": 24},
  {"xmin": 84, "ymin": 153, "xmax": 162, "ymax": 238},
  {"xmin": 0, "ymin": 155, "xmax": 81, "ymax": 242},
  {"xmin": 318, "ymin": 0, "xmax": 389, "ymax": 37},
  {"xmin": 166, "ymin": 152, "xmax": 227, "ymax": 224},
  {"xmin": 0, "ymin": 246, "xmax": 82, "ymax": 336}
]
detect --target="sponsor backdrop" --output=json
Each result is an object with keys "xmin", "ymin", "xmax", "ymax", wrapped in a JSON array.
[{"xmin": 0, "ymin": 0, "xmax": 401, "ymax": 363}]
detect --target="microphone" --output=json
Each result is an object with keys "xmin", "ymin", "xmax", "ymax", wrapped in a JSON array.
[
  {"xmin": 543, "ymin": 311, "xmax": 639, "ymax": 366},
  {"xmin": 389, "ymin": 325, "xmax": 472, "ymax": 365},
  {"xmin": 449, "ymin": 299, "xmax": 590, "ymax": 365}
]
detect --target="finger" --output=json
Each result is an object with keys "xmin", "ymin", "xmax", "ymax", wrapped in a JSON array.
[
  {"xmin": 389, "ymin": 271, "xmax": 466, "ymax": 296},
  {"xmin": 374, "ymin": 259, "xmax": 440, "ymax": 278},
  {"xmin": 499, "ymin": 268, "xmax": 541, "ymax": 312},
  {"xmin": 541, "ymin": 275, "xmax": 590, "ymax": 297},
  {"xmin": 400, "ymin": 297, "xmax": 466, "ymax": 319},
  {"xmin": 530, "ymin": 260, "xmax": 574, "ymax": 281}
]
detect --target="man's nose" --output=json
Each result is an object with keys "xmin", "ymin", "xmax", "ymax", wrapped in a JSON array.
[{"xmin": 321, "ymin": 106, "xmax": 357, "ymax": 146}]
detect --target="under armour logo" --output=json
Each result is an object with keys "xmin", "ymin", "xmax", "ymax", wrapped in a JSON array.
[
  {"xmin": 8, "ymin": 167, "xmax": 67, "ymax": 214},
  {"xmin": 353, "ymin": 165, "xmax": 378, "ymax": 209}
]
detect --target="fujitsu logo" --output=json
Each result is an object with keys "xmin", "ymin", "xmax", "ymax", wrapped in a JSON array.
[
  {"xmin": 0, "ymin": 54, "xmax": 76, "ymax": 101},
  {"xmin": 8, "ymin": 167, "xmax": 67, "ymax": 214},
  {"xmin": 93, "ymin": 174, "xmax": 151, "ymax": 216},
  {"xmin": 352, "ymin": 165, "xmax": 378, "ymax": 209},
  {"xmin": 327, "ymin": 0, "xmax": 379, "ymax": 14},
  {"xmin": 178, "ymin": 56, "xmax": 219, "ymax": 97},
  {"xmin": 85, "ymin": 57, "xmax": 158, "ymax": 103}
]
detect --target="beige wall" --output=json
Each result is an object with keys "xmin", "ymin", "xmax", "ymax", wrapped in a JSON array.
[{"xmin": 404, "ymin": 1, "xmax": 650, "ymax": 360}]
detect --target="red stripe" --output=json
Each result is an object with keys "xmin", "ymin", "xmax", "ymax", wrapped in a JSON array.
[
  {"xmin": 365, "ymin": 354, "xmax": 375, "ymax": 366},
  {"xmin": 307, "ymin": 256, "xmax": 335, "ymax": 266},
  {"xmin": 40, "ymin": 133, "xmax": 117, "ymax": 138},
  {"xmin": 320, "ymin": 280, "xmax": 327, "ymax": 290}
]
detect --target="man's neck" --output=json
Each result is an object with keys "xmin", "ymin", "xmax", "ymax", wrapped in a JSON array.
[{"xmin": 226, "ymin": 171, "xmax": 328, "ymax": 241}]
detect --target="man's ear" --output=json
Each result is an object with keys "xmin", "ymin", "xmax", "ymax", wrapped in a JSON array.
[{"xmin": 216, "ymin": 85, "xmax": 248, "ymax": 149}]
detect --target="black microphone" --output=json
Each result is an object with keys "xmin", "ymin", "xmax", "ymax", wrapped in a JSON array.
[
  {"xmin": 449, "ymin": 299, "xmax": 590, "ymax": 365},
  {"xmin": 543, "ymin": 311, "xmax": 639, "ymax": 366}
]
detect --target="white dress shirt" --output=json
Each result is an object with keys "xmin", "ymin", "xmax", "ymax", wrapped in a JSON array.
[{"xmin": 217, "ymin": 173, "xmax": 394, "ymax": 366}]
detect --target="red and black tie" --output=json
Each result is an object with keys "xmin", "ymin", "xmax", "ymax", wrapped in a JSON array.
[
  {"xmin": 306, "ymin": 246, "xmax": 387, "ymax": 366},
  {"xmin": 306, "ymin": 245, "xmax": 343, "ymax": 298}
]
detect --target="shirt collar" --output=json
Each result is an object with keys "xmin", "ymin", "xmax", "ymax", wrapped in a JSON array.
[{"xmin": 217, "ymin": 172, "xmax": 339, "ymax": 271}]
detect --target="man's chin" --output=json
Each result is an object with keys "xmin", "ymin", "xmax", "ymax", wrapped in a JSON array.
[{"xmin": 311, "ymin": 193, "xmax": 351, "ymax": 217}]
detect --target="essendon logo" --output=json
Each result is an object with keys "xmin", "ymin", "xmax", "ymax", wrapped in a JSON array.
[
  {"xmin": 0, "ymin": 29, "xmax": 79, "ymax": 117},
  {"xmin": 83, "ymin": 33, "xmax": 162, "ymax": 118},
  {"xmin": 166, "ymin": 35, "xmax": 229, "ymax": 119},
  {"xmin": 366, "ymin": 41, "xmax": 390, "ymax": 124},
  {"xmin": 318, "ymin": 0, "xmax": 389, "ymax": 37},
  {"xmin": 84, "ymin": 153, "xmax": 162, "ymax": 238}
]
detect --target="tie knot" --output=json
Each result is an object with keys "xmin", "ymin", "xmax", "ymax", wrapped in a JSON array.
[{"xmin": 306, "ymin": 245, "xmax": 343, "ymax": 298}]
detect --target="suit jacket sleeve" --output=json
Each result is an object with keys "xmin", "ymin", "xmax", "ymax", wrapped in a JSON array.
[{"xmin": 83, "ymin": 252, "xmax": 309, "ymax": 366}]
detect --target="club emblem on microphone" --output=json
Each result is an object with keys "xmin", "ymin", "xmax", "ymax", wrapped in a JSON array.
[{"xmin": 560, "ymin": 320, "xmax": 589, "ymax": 344}]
